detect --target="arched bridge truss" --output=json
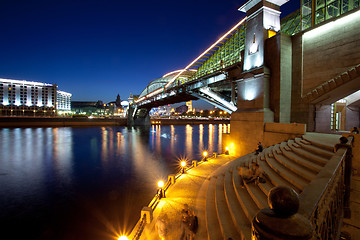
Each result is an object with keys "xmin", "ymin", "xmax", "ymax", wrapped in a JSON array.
[{"xmin": 135, "ymin": 0, "xmax": 359, "ymax": 113}]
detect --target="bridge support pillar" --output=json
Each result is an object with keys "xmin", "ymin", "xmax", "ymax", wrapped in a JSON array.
[
  {"xmin": 228, "ymin": 110, "xmax": 273, "ymax": 156},
  {"xmin": 127, "ymin": 106, "xmax": 151, "ymax": 126}
]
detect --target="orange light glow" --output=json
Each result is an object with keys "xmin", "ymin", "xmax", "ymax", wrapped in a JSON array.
[
  {"xmin": 158, "ymin": 180, "xmax": 164, "ymax": 188},
  {"xmin": 203, "ymin": 151, "xmax": 208, "ymax": 157},
  {"xmin": 180, "ymin": 161, "xmax": 186, "ymax": 167},
  {"xmin": 118, "ymin": 236, "xmax": 128, "ymax": 240}
]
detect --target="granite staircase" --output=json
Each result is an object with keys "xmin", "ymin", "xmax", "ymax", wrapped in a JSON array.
[{"xmin": 205, "ymin": 135, "xmax": 335, "ymax": 240}]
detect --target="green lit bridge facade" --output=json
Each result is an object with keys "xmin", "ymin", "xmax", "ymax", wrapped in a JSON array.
[{"xmin": 130, "ymin": 0, "xmax": 360, "ymax": 132}]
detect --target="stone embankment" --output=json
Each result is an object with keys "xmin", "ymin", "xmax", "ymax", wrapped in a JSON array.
[
  {"xmin": 0, "ymin": 117, "xmax": 229, "ymax": 128},
  {"xmin": 136, "ymin": 133, "xmax": 341, "ymax": 239},
  {"xmin": 0, "ymin": 117, "xmax": 127, "ymax": 127}
]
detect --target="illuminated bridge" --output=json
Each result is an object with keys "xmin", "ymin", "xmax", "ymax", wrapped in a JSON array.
[{"xmin": 129, "ymin": 0, "xmax": 360, "ymax": 154}]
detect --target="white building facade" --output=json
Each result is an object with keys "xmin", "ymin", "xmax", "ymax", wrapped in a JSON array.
[
  {"xmin": 57, "ymin": 90, "xmax": 72, "ymax": 111},
  {"xmin": 0, "ymin": 78, "xmax": 71, "ymax": 116}
]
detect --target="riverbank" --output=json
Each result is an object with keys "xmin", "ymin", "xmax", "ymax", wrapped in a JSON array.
[
  {"xmin": 0, "ymin": 117, "xmax": 230, "ymax": 127},
  {"xmin": 0, "ymin": 116, "xmax": 127, "ymax": 127},
  {"xmin": 151, "ymin": 118, "xmax": 230, "ymax": 125}
]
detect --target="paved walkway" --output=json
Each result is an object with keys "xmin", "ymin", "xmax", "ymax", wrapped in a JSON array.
[{"xmin": 138, "ymin": 153, "xmax": 250, "ymax": 240}]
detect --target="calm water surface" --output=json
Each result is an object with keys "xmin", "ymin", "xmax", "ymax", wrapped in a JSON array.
[{"xmin": 0, "ymin": 124, "xmax": 229, "ymax": 240}]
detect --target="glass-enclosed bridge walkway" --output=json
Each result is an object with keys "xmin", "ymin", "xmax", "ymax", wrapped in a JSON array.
[{"xmin": 135, "ymin": 0, "xmax": 360, "ymax": 113}]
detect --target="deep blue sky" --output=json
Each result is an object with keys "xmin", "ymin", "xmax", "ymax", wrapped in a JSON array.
[{"xmin": 0, "ymin": 0, "xmax": 299, "ymax": 105}]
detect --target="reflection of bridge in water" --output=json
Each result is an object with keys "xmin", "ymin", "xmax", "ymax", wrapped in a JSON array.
[{"xmin": 126, "ymin": 0, "xmax": 360, "ymax": 239}]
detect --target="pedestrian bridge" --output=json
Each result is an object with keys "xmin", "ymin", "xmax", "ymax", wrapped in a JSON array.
[{"xmin": 130, "ymin": 0, "xmax": 360, "ymax": 140}]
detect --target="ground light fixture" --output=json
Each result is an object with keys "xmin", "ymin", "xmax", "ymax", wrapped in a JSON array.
[
  {"xmin": 157, "ymin": 180, "xmax": 165, "ymax": 199},
  {"xmin": 225, "ymin": 146, "xmax": 229, "ymax": 155},
  {"xmin": 180, "ymin": 161, "xmax": 186, "ymax": 174},
  {"xmin": 203, "ymin": 151, "xmax": 208, "ymax": 161}
]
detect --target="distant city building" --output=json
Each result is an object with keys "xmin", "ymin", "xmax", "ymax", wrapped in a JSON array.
[
  {"xmin": 71, "ymin": 101, "xmax": 104, "ymax": 115},
  {"xmin": 57, "ymin": 90, "xmax": 72, "ymax": 111},
  {"xmin": 175, "ymin": 104, "xmax": 188, "ymax": 114},
  {"xmin": 0, "ymin": 78, "xmax": 71, "ymax": 116},
  {"xmin": 71, "ymin": 94, "xmax": 126, "ymax": 117},
  {"xmin": 186, "ymin": 101, "xmax": 193, "ymax": 112}
]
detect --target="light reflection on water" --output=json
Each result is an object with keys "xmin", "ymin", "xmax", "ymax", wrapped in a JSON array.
[{"xmin": 0, "ymin": 124, "xmax": 229, "ymax": 240}]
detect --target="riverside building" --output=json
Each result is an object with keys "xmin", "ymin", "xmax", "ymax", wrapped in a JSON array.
[{"xmin": 0, "ymin": 78, "xmax": 71, "ymax": 116}]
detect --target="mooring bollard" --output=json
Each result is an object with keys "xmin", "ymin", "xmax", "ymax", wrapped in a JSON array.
[
  {"xmin": 192, "ymin": 160, "xmax": 197, "ymax": 167},
  {"xmin": 213, "ymin": 153, "xmax": 217, "ymax": 158}
]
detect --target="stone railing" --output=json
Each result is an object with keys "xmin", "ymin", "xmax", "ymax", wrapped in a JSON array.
[{"xmin": 252, "ymin": 136, "xmax": 353, "ymax": 240}]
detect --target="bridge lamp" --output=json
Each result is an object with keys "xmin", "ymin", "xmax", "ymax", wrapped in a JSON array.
[
  {"xmin": 225, "ymin": 146, "xmax": 229, "ymax": 155},
  {"xmin": 118, "ymin": 236, "xmax": 128, "ymax": 240},
  {"xmin": 157, "ymin": 180, "xmax": 165, "ymax": 199},
  {"xmin": 180, "ymin": 160, "xmax": 187, "ymax": 174},
  {"xmin": 203, "ymin": 151, "xmax": 208, "ymax": 161}
]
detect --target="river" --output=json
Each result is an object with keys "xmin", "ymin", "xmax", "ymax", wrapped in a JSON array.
[{"xmin": 0, "ymin": 124, "xmax": 229, "ymax": 240}]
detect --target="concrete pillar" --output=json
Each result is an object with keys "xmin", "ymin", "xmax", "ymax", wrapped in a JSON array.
[
  {"xmin": 314, "ymin": 104, "xmax": 332, "ymax": 133},
  {"xmin": 141, "ymin": 206, "xmax": 153, "ymax": 224},
  {"xmin": 168, "ymin": 174, "xmax": 176, "ymax": 185},
  {"xmin": 127, "ymin": 106, "xmax": 151, "ymax": 126},
  {"xmin": 229, "ymin": 0, "xmax": 289, "ymax": 156},
  {"xmin": 192, "ymin": 160, "xmax": 197, "ymax": 167}
]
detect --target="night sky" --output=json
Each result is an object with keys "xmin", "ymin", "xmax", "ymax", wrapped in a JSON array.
[{"xmin": 0, "ymin": 0, "xmax": 300, "ymax": 105}]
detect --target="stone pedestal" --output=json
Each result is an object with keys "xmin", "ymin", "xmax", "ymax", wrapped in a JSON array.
[
  {"xmin": 141, "ymin": 206, "xmax": 153, "ymax": 224},
  {"xmin": 252, "ymin": 186, "xmax": 313, "ymax": 240}
]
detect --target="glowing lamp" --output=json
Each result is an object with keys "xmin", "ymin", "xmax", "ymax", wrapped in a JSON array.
[
  {"xmin": 225, "ymin": 147, "xmax": 229, "ymax": 155},
  {"xmin": 203, "ymin": 151, "xmax": 208, "ymax": 161},
  {"xmin": 158, "ymin": 180, "xmax": 164, "ymax": 188},
  {"xmin": 180, "ymin": 161, "xmax": 186, "ymax": 174},
  {"xmin": 157, "ymin": 180, "xmax": 165, "ymax": 199},
  {"xmin": 118, "ymin": 236, "xmax": 128, "ymax": 240}
]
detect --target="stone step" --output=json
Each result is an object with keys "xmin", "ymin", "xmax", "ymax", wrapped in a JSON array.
[
  {"xmin": 206, "ymin": 176, "xmax": 222, "ymax": 240},
  {"xmin": 302, "ymin": 135, "xmax": 335, "ymax": 152},
  {"xmin": 224, "ymin": 170, "xmax": 251, "ymax": 240},
  {"xmin": 232, "ymin": 167, "xmax": 259, "ymax": 222},
  {"xmin": 288, "ymin": 140, "xmax": 328, "ymax": 166},
  {"xmin": 266, "ymin": 146, "xmax": 275, "ymax": 158},
  {"xmin": 299, "ymin": 138, "xmax": 311, "ymax": 145},
  {"xmin": 280, "ymin": 142, "xmax": 322, "ymax": 173},
  {"xmin": 257, "ymin": 156, "xmax": 301, "ymax": 193},
  {"xmin": 215, "ymin": 174, "xmax": 242, "ymax": 240},
  {"xmin": 244, "ymin": 181, "xmax": 268, "ymax": 210},
  {"xmin": 257, "ymin": 177, "xmax": 274, "ymax": 196},
  {"xmin": 266, "ymin": 150, "xmax": 307, "ymax": 191},
  {"xmin": 295, "ymin": 137, "xmax": 334, "ymax": 159},
  {"xmin": 273, "ymin": 147, "xmax": 316, "ymax": 182},
  {"xmin": 273, "ymin": 143, "xmax": 283, "ymax": 155}
]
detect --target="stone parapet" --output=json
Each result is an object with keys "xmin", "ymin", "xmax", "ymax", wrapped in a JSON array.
[{"xmin": 264, "ymin": 122, "xmax": 305, "ymax": 134}]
